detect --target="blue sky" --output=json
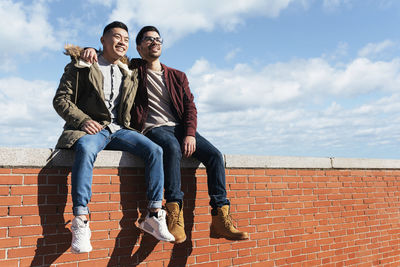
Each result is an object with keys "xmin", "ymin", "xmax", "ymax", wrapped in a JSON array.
[{"xmin": 1, "ymin": 0, "xmax": 400, "ymax": 159}]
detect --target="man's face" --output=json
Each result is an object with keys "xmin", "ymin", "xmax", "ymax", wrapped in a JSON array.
[
  {"xmin": 101, "ymin": 27, "xmax": 129, "ymax": 63},
  {"xmin": 136, "ymin": 31, "xmax": 162, "ymax": 61}
]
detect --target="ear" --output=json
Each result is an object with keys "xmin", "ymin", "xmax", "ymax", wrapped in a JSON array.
[{"xmin": 100, "ymin": 36, "xmax": 105, "ymax": 46}]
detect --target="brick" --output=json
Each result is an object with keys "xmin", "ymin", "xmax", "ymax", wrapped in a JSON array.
[
  {"xmin": 12, "ymin": 168, "xmax": 43, "ymax": 174},
  {"xmin": 21, "ymin": 215, "xmax": 41, "ymax": 225},
  {"xmin": 0, "ymin": 238, "xmax": 19, "ymax": 248},
  {"xmin": 192, "ymin": 245, "xmax": 218, "ymax": 255},
  {"xmin": 0, "ymin": 229, "xmax": 7, "ymax": 238},
  {"xmin": 0, "ymin": 176, "xmax": 23, "ymax": 185},
  {"xmin": 90, "ymin": 220, "xmax": 119, "ymax": 231},
  {"xmin": 8, "ymin": 246, "xmax": 47, "ymax": 258},
  {"xmin": 92, "ymin": 184, "xmax": 119, "ymax": 193},
  {"xmin": 0, "ymin": 259, "xmax": 20, "ymax": 266},
  {"xmin": 269, "ymin": 250, "xmax": 291, "ymax": 260},
  {"xmin": 24, "ymin": 175, "xmax": 46, "ymax": 185},
  {"xmin": 233, "ymin": 255, "xmax": 257, "ymax": 265},
  {"xmin": 286, "ymin": 255, "xmax": 307, "ymax": 264},
  {"xmin": 88, "ymin": 249, "xmax": 108, "ymax": 259},
  {"xmin": 21, "ymin": 236, "xmax": 42, "ymax": 246},
  {"xmin": 9, "ymin": 206, "xmax": 39, "ymax": 216},
  {"xmin": 9, "ymin": 225, "xmax": 42, "ymax": 237},
  {"xmin": 11, "ymin": 185, "xmax": 57, "ymax": 195},
  {"xmin": 89, "ymin": 203, "xmax": 120, "ymax": 212},
  {"xmin": 0, "ymin": 217, "xmax": 20, "ymax": 226},
  {"xmin": 210, "ymin": 251, "xmax": 237, "ymax": 261},
  {"xmin": 0, "ymin": 186, "xmax": 9, "ymax": 196},
  {"xmin": 47, "ymin": 175, "xmax": 70, "ymax": 184},
  {"xmin": 228, "ymin": 169, "xmax": 253, "ymax": 175},
  {"xmin": 78, "ymin": 258, "xmax": 109, "ymax": 266},
  {"xmin": 0, "ymin": 169, "xmax": 11, "ymax": 174},
  {"xmin": 265, "ymin": 169, "xmax": 287, "ymax": 176},
  {"xmin": 249, "ymin": 176, "xmax": 269, "ymax": 183},
  {"xmin": 196, "ymin": 254, "xmax": 210, "ymax": 263},
  {"xmin": 92, "ymin": 168, "xmax": 118, "ymax": 175}
]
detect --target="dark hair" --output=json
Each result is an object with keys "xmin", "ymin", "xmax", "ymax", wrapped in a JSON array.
[
  {"xmin": 103, "ymin": 21, "xmax": 129, "ymax": 36},
  {"xmin": 135, "ymin": 26, "xmax": 160, "ymax": 45}
]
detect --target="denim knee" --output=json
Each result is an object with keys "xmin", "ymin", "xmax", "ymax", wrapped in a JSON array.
[
  {"xmin": 164, "ymin": 141, "xmax": 182, "ymax": 160},
  {"xmin": 74, "ymin": 141, "xmax": 100, "ymax": 159},
  {"xmin": 147, "ymin": 143, "xmax": 163, "ymax": 160},
  {"xmin": 208, "ymin": 149, "xmax": 224, "ymax": 165}
]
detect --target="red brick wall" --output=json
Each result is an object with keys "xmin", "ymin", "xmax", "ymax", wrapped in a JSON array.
[{"xmin": 1, "ymin": 167, "xmax": 400, "ymax": 266}]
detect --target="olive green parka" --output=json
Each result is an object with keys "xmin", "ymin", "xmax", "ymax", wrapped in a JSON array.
[{"xmin": 53, "ymin": 45, "xmax": 138, "ymax": 148}]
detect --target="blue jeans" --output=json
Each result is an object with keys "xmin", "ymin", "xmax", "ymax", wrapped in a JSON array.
[
  {"xmin": 72, "ymin": 128, "xmax": 164, "ymax": 216},
  {"xmin": 146, "ymin": 125, "xmax": 230, "ymax": 209}
]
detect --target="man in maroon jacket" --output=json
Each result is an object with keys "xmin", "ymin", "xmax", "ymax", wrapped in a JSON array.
[
  {"xmin": 132, "ymin": 26, "xmax": 248, "ymax": 243},
  {"xmin": 82, "ymin": 26, "xmax": 248, "ymax": 243}
]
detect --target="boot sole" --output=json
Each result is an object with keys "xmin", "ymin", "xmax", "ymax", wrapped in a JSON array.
[
  {"xmin": 210, "ymin": 230, "xmax": 249, "ymax": 240},
  {"xmin": 171, "ymin": 236, "xmax": 187, "ymax": 244}
]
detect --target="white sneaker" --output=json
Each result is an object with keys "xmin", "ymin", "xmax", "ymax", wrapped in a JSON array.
[
  {"xmin": 139, "ymin": 209, "xmax": 175, "ymax": 242},
  {"xmin": 71, "ymin": 216, "xmax": 92, "ymax": 253}
]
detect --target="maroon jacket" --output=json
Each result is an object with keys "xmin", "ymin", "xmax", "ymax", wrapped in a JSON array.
[{"xmin": 130, "ymin": 58, "xmax": 197, "ymax": 137}]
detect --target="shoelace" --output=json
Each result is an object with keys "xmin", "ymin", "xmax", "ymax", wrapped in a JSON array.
[
  {"xmin": 223, "ymin": 213, "xmax": 237, "ymax": 229},
  {"xmin": 169, "ymin": 210, "xmax": 179, "ymax": 225},
  {"xmin": 169, "ymin": 207, "xmax": 186, "ymax": 227}
]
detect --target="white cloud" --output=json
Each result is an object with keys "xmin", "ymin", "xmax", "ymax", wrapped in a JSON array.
[
  {"xmin": 189, "ymin": 57, "xmax": 400, "ymax": 113},
  {"xmin": 322, "ymin": 0, "xmax": 351, "ymax": 10},
  {"xmin": 225, "ymin": 48, "xmax": 241, "ymax": 61},
  {"xmin": 104, "ymin": 0, "xmax": 296, "ymax": 43},
  {"xmin": 0, "ymin": 77, "xmax": 63, "ymax": 147},
  {"xmin": 0, "ymin": 0, "xmax": 62, "ymax": 71},
  {"xmin": 358, "ymin": 40, "xmax": 396, "ymax": 58},
  {"xmin": 88, "ymin": 0, "xmax": 114, "ymax": 7},
  {"xmin": 0, "ymin": 0, "xmax": 59, "ymax": 53},
  {"xmin": 187, "ymin": 54, "xmax": 400, "ymax": 157}
]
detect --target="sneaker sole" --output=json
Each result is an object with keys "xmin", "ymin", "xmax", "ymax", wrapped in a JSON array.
[
  {"xmin": 71, "ymin": 247, "xmax": 92, "ymax": 254},
  {"xmin": 139, "ymin": 223, "xmax": 175, "ymax": 242}
]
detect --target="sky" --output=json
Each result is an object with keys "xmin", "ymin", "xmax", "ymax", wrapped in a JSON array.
[{"xmin": 1, "ymin": 0, "xmax": 400, "ymax": 159}]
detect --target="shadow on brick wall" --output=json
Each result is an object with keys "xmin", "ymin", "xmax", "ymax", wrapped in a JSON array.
[
  {"xmin": 29, "ymin": 151, "xmax": 199, "ymax": 266},
  {"xmin": 167, "ymin": 168, "xmax": 197, "ymax": 267},
  {"xmin": 107, "ymin": 168, "xmax": 198, "ymax": 266},
  {"xmin": 31, "ymin": 162, "xmax": 71, "ymax": 266},
  {"xmin": 107, "ymin": 168, "xmax": 155, "ymax": 266}
]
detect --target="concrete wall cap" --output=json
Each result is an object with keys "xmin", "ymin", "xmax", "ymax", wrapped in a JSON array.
[{"xmin": 1, "ymin": 147, "xmax": 400, "ymax": 169}]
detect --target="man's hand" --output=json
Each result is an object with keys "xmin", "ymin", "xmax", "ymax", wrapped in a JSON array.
[
  {"xmin": 81, "ymin": 120, "xmax": 103, "ymax": 135},
  {"xmin": 182, "ymin": 136, "xmax": 196, "ymax": 158},
  {"xmin": 81, "ymin": 48, "xmax": 98, "ymax": 64}
]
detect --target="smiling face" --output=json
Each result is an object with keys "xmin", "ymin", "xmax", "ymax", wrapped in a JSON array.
[
  {"xmin": 101, "ymin": 27, "xmax": 129, "ymax": 64},
  {"xmin": 136, "ymin": 30, "xmax": 162, "ymax": 62}
]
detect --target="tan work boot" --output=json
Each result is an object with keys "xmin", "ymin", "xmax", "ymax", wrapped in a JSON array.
[
  {"xmin": 210, "ymin": 205, "xmax": 249, "ymax": 240},
  {"xmin": 165, "ymin": 202, "xmax": 186, "ymax": 244}
]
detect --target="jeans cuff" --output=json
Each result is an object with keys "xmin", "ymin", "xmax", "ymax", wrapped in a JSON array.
[
  {"xmin": 148, "ymin": 200, "xmax": 162, "ymax": 210},
  {"xmin": 73, "ymin": 206, "xmax": 89, "ymax": 216}
]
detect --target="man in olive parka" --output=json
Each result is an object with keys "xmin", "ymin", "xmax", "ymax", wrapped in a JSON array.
[{"xmin": 53, "ymin": 21, "xmax": 174, "ymax": 254}]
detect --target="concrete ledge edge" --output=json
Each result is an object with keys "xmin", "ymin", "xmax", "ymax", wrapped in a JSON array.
[{"xmin": 1, "ymin": 147, "xmax": 400, "ymax": 169}]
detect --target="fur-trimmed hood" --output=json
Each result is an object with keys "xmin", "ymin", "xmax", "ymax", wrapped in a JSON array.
[{"xmin": 63, "ymin": 44, "xmax": 130, "ymax": 69}]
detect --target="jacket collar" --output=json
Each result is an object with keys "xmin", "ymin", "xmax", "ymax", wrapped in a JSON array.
[{"xmin": 74, "ymin": 54, "xmax": 132, "ymax": 77}]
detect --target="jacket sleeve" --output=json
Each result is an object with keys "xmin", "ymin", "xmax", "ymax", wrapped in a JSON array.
[
  {"xmin": 181, "ymin": 73, "xmax": 197, "ymax": 137},
  {"xmin": 53, "ymin": 62, "xmax": 92, "ymax": 129}
]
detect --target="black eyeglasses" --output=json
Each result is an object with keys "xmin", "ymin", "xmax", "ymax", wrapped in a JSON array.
[{"xmin": 142, "ymin": 36, "xmax": 163, "ymax": 44}]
